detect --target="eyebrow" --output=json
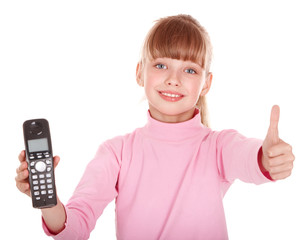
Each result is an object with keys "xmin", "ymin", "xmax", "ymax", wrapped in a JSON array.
[
  {"xmin": 149, "ymin": 57, "xmax": 205, "ymax": 71},
  {"xmin": 186, "ymin": 61, "xmax": 203, "ymax": 70}
]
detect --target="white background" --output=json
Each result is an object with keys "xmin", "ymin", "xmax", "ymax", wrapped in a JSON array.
[{"xmin": 1, "ymin": 0, "xmax": 307, "ymax": 239}]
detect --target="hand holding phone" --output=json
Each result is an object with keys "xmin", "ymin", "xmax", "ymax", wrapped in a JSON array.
[
  {"xmin": 15, "ymin": 151, "xmax": 60, "ymax": 198},
  {"xmin": 16, "ymin": 151, "xmax": 66, "ymax": 233}
]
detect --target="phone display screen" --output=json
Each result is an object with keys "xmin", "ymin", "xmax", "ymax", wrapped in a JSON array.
[{"xmin": 28, "ymin": 138, "xmax": 49, "ymax": 152}]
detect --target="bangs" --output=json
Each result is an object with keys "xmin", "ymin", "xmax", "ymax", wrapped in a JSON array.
[{"xmin": 144, "ymin": 16, "xmax": 207, "ymax": 68}]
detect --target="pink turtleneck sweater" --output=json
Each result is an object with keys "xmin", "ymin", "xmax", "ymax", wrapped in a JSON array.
[{"xmin": 43, "ymin": 109, "xmax": 270, "ymax": 239}]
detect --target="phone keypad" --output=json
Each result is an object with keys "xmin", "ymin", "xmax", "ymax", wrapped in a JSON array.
[{"xmin": 29, "ymin": 152, "xmax": 56, "ymax": 203}]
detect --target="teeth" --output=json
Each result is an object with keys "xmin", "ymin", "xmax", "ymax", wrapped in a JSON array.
[{"xmin": 161, "ymin": 92, "xmax": 182, "ymax": 98}]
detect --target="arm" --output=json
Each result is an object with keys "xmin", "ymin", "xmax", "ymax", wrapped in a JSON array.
[
  {"xmin": 217, "ymin": 106, "xmax": 294, "ymax": 184},
  {"xmin": 41, "ymin": 140, "xmax": 122, "ymax": 239},
  {"xmin": 216, "ymin": 129, "xmax": 271, "ymax": 184}
]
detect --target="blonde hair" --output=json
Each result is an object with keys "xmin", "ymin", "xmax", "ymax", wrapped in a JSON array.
[{"xmin": 139, "ymin": 14, "xmax": 213, "ymax": 127}]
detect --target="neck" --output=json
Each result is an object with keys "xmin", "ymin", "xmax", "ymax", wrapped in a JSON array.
[
  {"xmin": 142, "ymin": 107, "xmax": 207, "ymax": 142},
  {"xmin": 148, "ymin": 106, "xmax": 197, "ymax": 123}
]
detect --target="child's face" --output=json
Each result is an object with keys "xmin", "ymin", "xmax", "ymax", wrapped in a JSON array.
[{"xmin": 137, "ymin": 57, "xmax": 212, "ymax": 123}]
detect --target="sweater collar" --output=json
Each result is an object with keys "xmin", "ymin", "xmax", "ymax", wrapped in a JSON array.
[{"xmin": 142, "ymin": 108, "xmax": 208, "ymax": 142}]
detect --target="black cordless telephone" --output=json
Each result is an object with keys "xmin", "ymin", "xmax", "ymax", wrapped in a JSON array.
[{"xmin": 23, "ymin": 119, "xmax": 57, "ymax": 208}]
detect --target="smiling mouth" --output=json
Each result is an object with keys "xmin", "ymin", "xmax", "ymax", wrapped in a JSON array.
[
  {"xmin": 160, "ymin": 92, "xmax": 183, "ymax": 98},
  {"xmin": 158, "ymin": 90, "xmax": 185, "ymax": 97},
  {"xmin": 158, "ymin": 91, "xmax": 185, "ymax": 102}
]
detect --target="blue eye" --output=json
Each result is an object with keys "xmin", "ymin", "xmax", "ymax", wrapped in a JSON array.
[
  {"xmin": 185, "ymin": 69, "xmax": 196, "ymax": 74},
  {"xmin": 156, "ymin": 64, "xmax": 167, "ymax": 69}
]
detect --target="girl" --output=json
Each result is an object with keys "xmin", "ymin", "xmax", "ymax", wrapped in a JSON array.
[{"xmin": 15, "ymin": 14, "xmax": 295, "ymax": 240}]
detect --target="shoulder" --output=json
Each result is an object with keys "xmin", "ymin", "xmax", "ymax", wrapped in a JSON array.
[
  {"xmin": 207, "ymin": 128, "xmax": 262, "ymax": 154},
  {"xmin": 204, "ymin": 128, "xmax": 258, "ymax": 151},
  {"xmin": 205, "ymin": 128, "xmax": 240, "ymax": 142},
  {"xmin": 91, "ymin": 128, "xmax": 142, "ymax": 165},
  {"xmin": 99, "ymin": 127, "xmax": 142, "ymax": 152}
]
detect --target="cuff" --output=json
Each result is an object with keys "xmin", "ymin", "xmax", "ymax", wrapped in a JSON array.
[
  {"xmin": 258, "ymin": 146, "xmax": 274, "ymax": 181},
  {"xmin": 245, "ymin": 139, "xmax": 274, "ymax": 185},
  {"xmin": 254, "ymin": 145, "xmax": 275, "ymax": 183}
]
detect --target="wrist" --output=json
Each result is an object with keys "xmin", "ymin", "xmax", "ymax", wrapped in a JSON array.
[{"xmin": 41, "ymin": 197, "xmax": 66, "ymax": 235}]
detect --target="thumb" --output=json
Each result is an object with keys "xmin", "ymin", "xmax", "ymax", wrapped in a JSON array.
[
  {"xmin": 54, "ymin": 155, "xmax": 60, "ymax": 168},
  {"xmin": 266, "ymin": 105, "xmax": 280, "ymax": 145}
]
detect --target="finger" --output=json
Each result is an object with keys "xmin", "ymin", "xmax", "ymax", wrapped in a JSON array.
[
  {"xmin": 267, "ymin": 141, "xmax": 292, "ymax": 157},
  {"xmin": 16, "ymin": 161, "xmax": 28, "ymax": 174},
  {"xmin": 268, "ymin": 153, "xmax": 295, "ymax": 167},
  {"xmin": 269, "ymin": 162, "xmax": 293, "ymax": 175},
  {"xmin": 267, "ymin": 105, "xmax": 280, "ymax": 144},
  {"xmin": 18, "ymin": 150, "xmax": 26, "ymax": 162},
  {"xmin": 16, "ymin": 181, "xmax": 30, "ymax": 193},
  {"xmin": 271, "ymin": 170, "xmax": 292, "ymax": 180},
  {"xmin": 15, "ymin": 169, "xmax": 29, "ymax": 182}
]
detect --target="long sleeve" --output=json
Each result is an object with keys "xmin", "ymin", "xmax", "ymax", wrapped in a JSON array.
[
  {"xmin": 216, "ymin": 129, "xmax": 271, "ymax": 185},
  {"xmin": 42, "ymin": 140, "xmax": 122, "ymax": 240}
]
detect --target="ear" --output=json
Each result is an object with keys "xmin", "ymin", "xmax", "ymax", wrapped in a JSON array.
[
  {"xmin": 136, "ymin": 62, "xmax": 144, "ymax": 87},
  {"xmin": 200, "ymin": 72, "xmax": 213, "ymax": 96}
]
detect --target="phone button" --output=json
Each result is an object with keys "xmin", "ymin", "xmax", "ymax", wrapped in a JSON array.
[{"xmin": 35, "ymin": 161, "xmax": 47, "ymax": 172}]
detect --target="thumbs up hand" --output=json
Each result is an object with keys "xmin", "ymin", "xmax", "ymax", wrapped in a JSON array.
[{"xmin": 260, "ymin": 105, "xmax": 295, "ymax": 180}]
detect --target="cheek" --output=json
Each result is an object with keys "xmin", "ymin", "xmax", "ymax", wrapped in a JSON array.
[
  {"xmin": 193, "ymin": 78, "xmax": 206, "ymax": 94},
  {"xmin": 144, "ymin": 71, "xmax": 159, "ymax": 90},
  {"xmin": 143, "ymin": 76, "xmax": 153, "ymax": 90},
  {"xmin": 144, "ymin": 84, "xmax": 152, "ymax": 97},
  {"xmin": 185, "ymin": 81, "xmax": 203, "ymax": 96},
  {"xmin": 143, "ymin": 76, "xmax": 156, "ymax": 97}
]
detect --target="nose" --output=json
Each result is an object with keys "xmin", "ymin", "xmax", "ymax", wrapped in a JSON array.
[{"xmin": 165, "ymin": 71, "xmax": 181, "ymax": 87}]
